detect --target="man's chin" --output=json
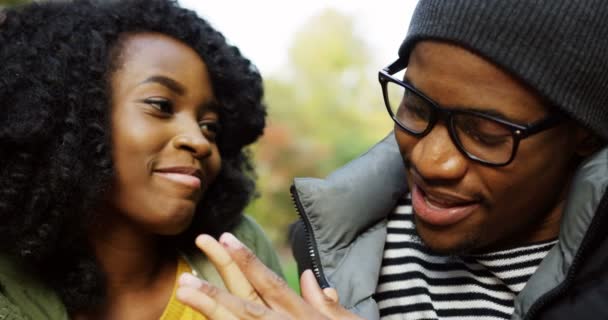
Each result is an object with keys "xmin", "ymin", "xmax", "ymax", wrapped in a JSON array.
[{"xmin": 414, "ymin": 223, "xmax": 480, "ymax": 256}]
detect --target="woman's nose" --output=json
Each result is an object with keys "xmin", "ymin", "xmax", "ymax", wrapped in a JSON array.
[{"xmin": 171, "ymin": 124, "xmax": 213, "ymax": 159}]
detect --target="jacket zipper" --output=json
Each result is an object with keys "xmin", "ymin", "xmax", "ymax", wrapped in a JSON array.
[
  {"xmin": 523, "ymin": 193, "xmax": 608, "ymax": 319},
  {"xmin": 290, "ymin": 184, "xmax": 331, "ymax": 289}
]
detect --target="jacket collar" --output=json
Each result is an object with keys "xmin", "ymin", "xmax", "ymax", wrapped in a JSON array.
[
  {"xmin": 291, "ymin": 133, "xmax": 406, "ymax": 318},
  {"xmin": 293, "ymin": 133, "xmax": 608, "ymax": 318},
  {"xmin": 513, "ymin": 147, "xmax": 608, "ymax": 319},
  {"xmin": 292, "ymin": 133, "xmax": 407, "ymax": 252}
]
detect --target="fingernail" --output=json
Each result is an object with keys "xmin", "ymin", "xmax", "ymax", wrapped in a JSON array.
[
  {"xmin": 178, "ymin": 272, "xmax": 204, "ymax": 288},
  {"xmin": 219, "ymin": 232, "xmax": 242, "ymax": 249},
  {"xmin": 195, "ymin": 234, "xmax": 212, "ymax": 247}
]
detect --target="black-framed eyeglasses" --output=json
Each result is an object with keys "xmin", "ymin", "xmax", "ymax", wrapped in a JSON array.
[{"xmin": 378, "ymin": 59, "xmax": 564, "ymax": 167}]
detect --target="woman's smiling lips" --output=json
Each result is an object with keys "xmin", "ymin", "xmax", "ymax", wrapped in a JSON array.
[
  {"xmin": 412, "ymin": 184, "xmax": 480, "ymax": 227},
  {"xmin": 153, "ymin": 166, "xmax": 203, "ymax": 189}
]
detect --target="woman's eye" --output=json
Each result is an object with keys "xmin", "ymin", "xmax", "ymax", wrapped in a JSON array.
[
  {"xmin": 199, "ymin": 121, "xmax": 221, "ymax": 139},
  {"xmin": 144, "ymin": 98, "xmax": 173, "ymax": 114}
]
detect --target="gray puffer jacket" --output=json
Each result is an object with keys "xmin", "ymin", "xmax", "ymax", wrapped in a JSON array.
[{"xmin": 290, "ymin": 134, "xmax": 608, "ymax": 320}]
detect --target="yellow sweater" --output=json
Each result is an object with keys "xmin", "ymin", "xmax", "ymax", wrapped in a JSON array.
[{"xmin": 159, "ymin": 256, "xmax": 206, "ymax": 320}]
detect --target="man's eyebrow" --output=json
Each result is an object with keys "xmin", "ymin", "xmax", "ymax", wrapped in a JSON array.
[
  {"xmin": 139, "ymin": 75, "xmax": 186, "ymax": 95},
  {"xmin": 402, "ymin": 75, "xmax": 515, "ymax": 122},
  {"xmin": 457, "ymin": 107, "xmax": 512, "ymax": 121}
]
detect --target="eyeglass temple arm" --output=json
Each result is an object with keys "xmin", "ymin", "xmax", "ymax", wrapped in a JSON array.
[
  {"xmin": 520, "ymin": 113, "xmax": 565, "ymax": 137},
  {"xmin": 385, "ymin": 58, "xmax": 408, "ymax": 75}
]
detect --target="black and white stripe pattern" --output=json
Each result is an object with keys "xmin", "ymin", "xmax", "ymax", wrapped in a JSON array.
[{"xmin": 375, "ymin": 197, "xmax": 557, "ymax": 320}]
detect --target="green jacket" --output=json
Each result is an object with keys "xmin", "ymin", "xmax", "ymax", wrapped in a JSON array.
[{"xmin": 0, "ymin": 215, "xmax": 283, "ymax": 320}]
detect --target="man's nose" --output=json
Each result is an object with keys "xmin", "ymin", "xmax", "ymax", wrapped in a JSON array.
[{"xmin": 410, "ymin": 124, "xmax": 468, "ymax": 181}]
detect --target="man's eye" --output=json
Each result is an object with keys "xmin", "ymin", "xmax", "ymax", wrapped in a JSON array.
[
  {"xmin": 144, "ymin": 98, "xmax": 173, "ymax": 114},
  {"xmin": 469, "ymin": 130, "xmax": 510, "ymax": 146},
  {"xmin": 408, "ymin": 102, "xmax": 429, "ymax": 119},
  {"xmin": 199, "ymin": 121, "xmax": 221, "ymax": 139}
]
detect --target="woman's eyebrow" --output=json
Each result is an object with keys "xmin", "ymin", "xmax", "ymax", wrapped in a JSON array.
[{"xmin": 138, "ymin": 75, "xmax": 186, "ymax": 95}]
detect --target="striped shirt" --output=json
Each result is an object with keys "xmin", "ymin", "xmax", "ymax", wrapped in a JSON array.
[{"xmin": 375, "ymin": 196, "xmax": 557, "ymax": 320}]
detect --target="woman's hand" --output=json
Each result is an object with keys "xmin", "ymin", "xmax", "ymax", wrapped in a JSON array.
[{"xmin": 176, "ymin": 233, "xmax": 363, "ymax": 320}]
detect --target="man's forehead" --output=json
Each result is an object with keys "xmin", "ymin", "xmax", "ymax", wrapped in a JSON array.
[{"xmin": 406, "ymin": 41, "xmax": 550, "ymax": 123}]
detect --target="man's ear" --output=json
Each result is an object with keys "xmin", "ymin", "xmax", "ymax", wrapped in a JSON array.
[{"xmin": 574, "ymin": 127, "xmax": 604, "ymax": 157}]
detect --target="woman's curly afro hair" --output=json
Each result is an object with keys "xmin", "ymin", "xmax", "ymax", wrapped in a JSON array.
[{"xmin": 0, "ymin": 0, "xmax": 266, "ymax": 312}]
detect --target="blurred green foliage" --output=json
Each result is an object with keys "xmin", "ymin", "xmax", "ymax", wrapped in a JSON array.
[
  {"xmin": 283, "ymin": 258, "xmax": 301, "ymax": 294},
  {"xmin": 0, "ymin": 0, "xmax": 30, "ymax": 6},
  {"xmin": 246, "ymin": 9, "xmax": 392, "ymax": 246}
]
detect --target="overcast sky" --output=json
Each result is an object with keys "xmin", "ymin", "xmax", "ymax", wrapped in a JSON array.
[{"xmin": 178, "ymin": 0, "xmax": 419, "ymax": 76}]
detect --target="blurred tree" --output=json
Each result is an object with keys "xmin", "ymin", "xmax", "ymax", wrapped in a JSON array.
[
  {"xmin": 0, "ymin": 0, "xmax": 31, "ymax": 7},
  {"xmin": 247, "ymin": 9, "xmax": 392, "ymax": 244}
]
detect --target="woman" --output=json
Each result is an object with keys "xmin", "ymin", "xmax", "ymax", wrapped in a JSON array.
[{"xmin": 0, "ymin": 0, "xmax": 281, "ymax": 319}]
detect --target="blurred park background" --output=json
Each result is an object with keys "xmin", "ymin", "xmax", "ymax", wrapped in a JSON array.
[
  {"xmin": 1, "ymin": 0, "xmax": 418, "ymax": 290},
  {"xmin": 184, "ymin": 0, "xmax": 418, "ymax": 290}
]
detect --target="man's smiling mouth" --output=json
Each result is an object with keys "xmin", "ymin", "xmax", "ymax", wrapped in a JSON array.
[{"xmin": 411, "ymin": 183, "xmax": 481, "ymax": 227}]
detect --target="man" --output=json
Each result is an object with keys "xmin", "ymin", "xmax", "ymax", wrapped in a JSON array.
[
  {"xmin": 176, "ymin": 1, "xmax": 607, "ymax": 319},
  {"xmin": 288, "ymin": 1, "xmax": 608, "ymax": 319}
]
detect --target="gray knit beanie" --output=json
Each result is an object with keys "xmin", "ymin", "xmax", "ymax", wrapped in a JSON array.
[{"xmin": 399, "ymin": 0, "xmax": 608, "ymax": 140}]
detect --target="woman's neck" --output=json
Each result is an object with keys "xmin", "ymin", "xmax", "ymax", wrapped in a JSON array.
[
  {"xmin": 77, "ymin": 211, "xmax": 178, "ymax": 319},
  {"xmin": 91, "ymin": 221, "xmax": 173, "ymax": 289}
]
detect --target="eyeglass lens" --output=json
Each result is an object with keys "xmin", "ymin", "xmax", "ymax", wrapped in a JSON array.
[{"xmin": 384, "ymin": 79, "xmax": 515, "ymax": 164}]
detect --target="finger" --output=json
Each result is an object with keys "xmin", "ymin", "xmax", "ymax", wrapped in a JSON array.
[
  {"xmin": 219, "ymin": 233, "xmax": 307, "ymax": 314},
  {"xmin": 176, "ymin": 285, "xmax": 239, "ymax": 320},
  {"xmin": 300, "ymin": 270, "xmax": 338, "ymax": 308},
  {"xmin": 300, "ymin": 270, "xmax": 364, "ymax": 320},
  {"xmin": 177, "ymin": 273, "xmax": 286, "ymax": 320},
  {"xmin": 196, "ymin": 234, "xmax": 263, "ymax": 304},
  {"xmin": 300, "ymin": 270, "xmax": 333, "ymax": 303},
  {"xmin": 299, "ymin": 270, "xmax": 338, "ymax": 304},
  {"xmin": 322, "ymin": 288, "xmax": 339, "ymax": 303}
]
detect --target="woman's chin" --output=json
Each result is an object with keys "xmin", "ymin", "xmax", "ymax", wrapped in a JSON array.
[{"xmin": 147, "ymin": 201, "xmax": 197, "ymax": 236}]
